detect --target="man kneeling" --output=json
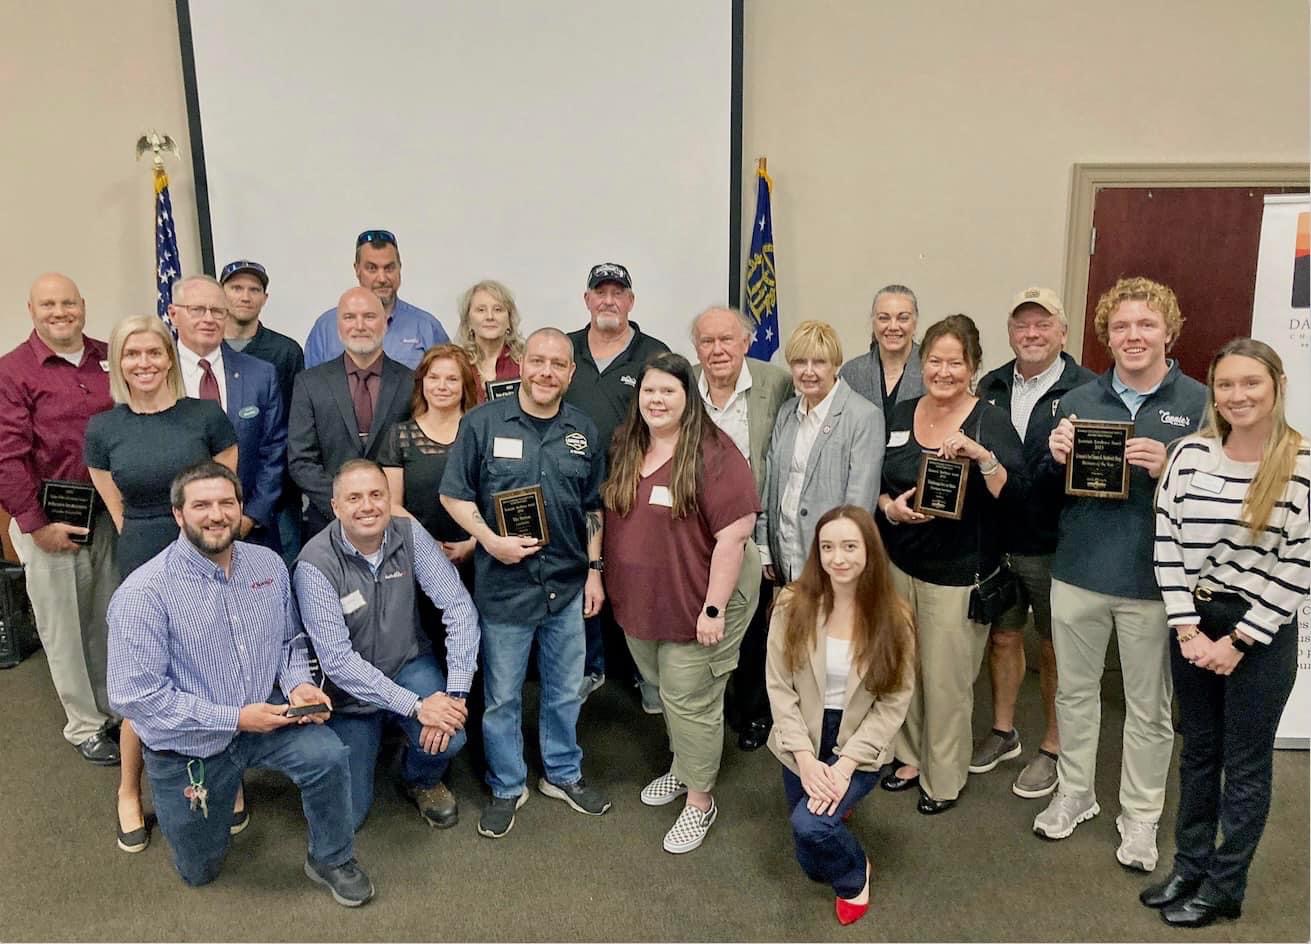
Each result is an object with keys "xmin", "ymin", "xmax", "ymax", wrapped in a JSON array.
[
  {"xmin": 294, "ymin": 459, "xmax": 479, "ymax": 830},
  {"xmin": 107, "ymin": 463, "xmax": 372, "ymax": 906}
]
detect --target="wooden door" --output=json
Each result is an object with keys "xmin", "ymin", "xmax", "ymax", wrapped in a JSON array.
[{"xmin": 1081, "ymin": 186, "xmax": 1301, "ymax": 382}]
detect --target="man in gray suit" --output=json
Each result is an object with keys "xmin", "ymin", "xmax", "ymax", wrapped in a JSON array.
[
  {"xmin": 288, "ymin": 288, "xmax": 413, "ymax": 538},
  {"xmin": 691, "ymin": 306, "xmax": 793, "ymax": 750}
]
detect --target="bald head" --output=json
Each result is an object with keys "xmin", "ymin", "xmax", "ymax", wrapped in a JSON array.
[
  {"xmin": 28, "ymin": 273, "xmax": 87, "ymax": 354},
  {"xmin": 337, "ymin": 286, "xmax": 386, "ymax": 362}
]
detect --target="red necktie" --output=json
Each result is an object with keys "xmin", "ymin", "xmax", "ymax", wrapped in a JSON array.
[
  {"xmin": 351, "ymin": 369, "xmax": 374, "ymax": 439},
  {"xmin": 198, "ymin": 358, "xmax": 222, "ymax": 405}
]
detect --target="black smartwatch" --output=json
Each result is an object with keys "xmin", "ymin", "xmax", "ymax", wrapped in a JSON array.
[
  {"xmin": 1228, "ymin": 630, "xmax": 1254, "ymax": 653},
  {"xmin": 588, "ymin": 559, "xmax": 605, "ymax": 573},
  {"xmin": 704, "ymin": 605, "xmax": 720, "ymax": 619}
]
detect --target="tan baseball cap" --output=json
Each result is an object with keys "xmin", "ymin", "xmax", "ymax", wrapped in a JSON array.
[{"xmin": 1009, "ymin": 286, "xmax": 1063, "ymax": 319}]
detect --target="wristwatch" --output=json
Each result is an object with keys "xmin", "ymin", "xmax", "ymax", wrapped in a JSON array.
[
  {"xmin": 1228, "ymin": 630, "xmax": 1254, "ymax": 653},
  {"xmin": 704, "ymin": 605, "xmax": 720, "ymax": 619},
  {"xmin": 410, "ymin": 698, "xmax": 423, "ymax": 720},
  {"xmin": 588, "ymin": 559, "xmax": 605, "ymax": 573}
]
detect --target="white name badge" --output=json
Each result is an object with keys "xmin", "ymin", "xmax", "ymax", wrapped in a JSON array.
[
  {"xmin": 99, "ymin": 360, "xmax": 110, "ymax": 372},
  {"xmin": 340, "ymin": 590, "xmax": 367, "ymax": 614},
  {"xmin": 888, "ymin": 431, "xmax": 910, "ymax": 447},
  {"xmin": 649, "ymin": 485, "xmax": 673, "ymax": 507},
  {"xmin": 493, "ymin": 437, "xmax": 524, "ymax": 459},
  {"xmin": 1191, "ymin": 471, "xmax": 1226, "ymax": 495}
]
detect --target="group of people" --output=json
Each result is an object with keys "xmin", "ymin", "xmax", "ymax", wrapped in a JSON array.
[{"xmin": 1, "ymin": 229, "xmax": 1305, "ymax": 928}]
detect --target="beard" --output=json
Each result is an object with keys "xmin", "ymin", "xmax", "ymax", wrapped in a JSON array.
[{"xmin": 182, "ymin": 519, "xmax": 239, "ymax": 556}]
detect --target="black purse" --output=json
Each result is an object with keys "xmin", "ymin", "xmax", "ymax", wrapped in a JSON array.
[{"xmin": 965, "ymin": 415, "xmax": 1021, "ymax": 624}]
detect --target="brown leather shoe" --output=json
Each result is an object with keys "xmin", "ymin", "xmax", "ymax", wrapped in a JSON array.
[{"xmin": 407, "ymin": 782, "xmax": 458, "ymax": 828}]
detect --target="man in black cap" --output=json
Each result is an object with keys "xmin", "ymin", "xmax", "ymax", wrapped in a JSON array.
[
  {"xmin": 222, "ymin": 259, "xmax": 306, "ymax": 561},
  {"xmin": 563, "ymin": 263, "xmax": 669, "ymax": 702}
]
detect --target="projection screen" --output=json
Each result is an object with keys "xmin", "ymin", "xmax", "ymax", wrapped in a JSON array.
[{"xmin": 181, "ymin": 0, "xmax": 739, "ymax": 357}]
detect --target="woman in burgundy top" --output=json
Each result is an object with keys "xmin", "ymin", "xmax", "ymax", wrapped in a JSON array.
[
  {"xmin": 455, "ymin": 279, "xmax": 523, "ymax": 402},
  {"xmin": 602, "ymin": 352, "xmax": 760, "ymax": 854}
]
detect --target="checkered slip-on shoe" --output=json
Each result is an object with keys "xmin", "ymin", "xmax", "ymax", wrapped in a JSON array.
[
  {"xmin": 662, "ymin": 800, "xmax": 717, "ymax": 854},
  {"xmin": 640, "ymin": 772, "xmax": 688, "ymax": 807}
]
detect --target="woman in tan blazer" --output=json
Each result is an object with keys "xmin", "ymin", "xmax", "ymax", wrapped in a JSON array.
[{"xmin": 766, "ymin": 505, "xmax": 916, "ymax": 926}]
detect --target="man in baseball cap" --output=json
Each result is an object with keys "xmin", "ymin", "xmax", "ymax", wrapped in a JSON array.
[{"xmin": 970, "ymin": 286, "xmax": 1094, "ymax": 799}]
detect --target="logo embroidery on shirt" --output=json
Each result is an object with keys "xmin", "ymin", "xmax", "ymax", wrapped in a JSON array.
[
  {"xmin": 382, "ymin": 570, "xmax": 406, "ymax": 580},
  {"xmin": 564, "ymin": 431, "xmax": 589, "ymax": 455},
  {"xmin": 1051, "ymin": 399, "xmax": 1061, "ymax": 417},
  {"xmin": 620, "ymin": 375, "xmax": 637, "ymax": 387},
  {"xmin": 1159, "ymin": 410, "xmax": 1191, "ymax": 428},
  {"xmin": 251, "ymin": 577, "xmax": 274, "ymax": 589}
]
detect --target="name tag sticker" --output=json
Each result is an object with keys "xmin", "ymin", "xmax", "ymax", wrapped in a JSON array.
[
  {"xmin": 649, "ymin": 485, "xmax": 673, "ymax": 507},
  {"xmin": 238, "ymin": 405, "xmax": 259, "ymax": 419},
  {"xmin": 1191, "ymin": 471, "xmax": 1225, "ymax": 495},
  {"xmin": 493, "ymin": 437, "xmax": 524, "ymax": 459},
  {"xmin": 888, "ymin": 431, "xmax": 910, "ymax": 447},
  {"xmin": 340, "ymin": 590, "xmax": 366, "ymax": 614}
]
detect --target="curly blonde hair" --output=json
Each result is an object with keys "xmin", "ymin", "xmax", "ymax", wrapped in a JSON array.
[{"xmin": 1092, "ymin": 277, "xmax": 1184, "ymax": 347}]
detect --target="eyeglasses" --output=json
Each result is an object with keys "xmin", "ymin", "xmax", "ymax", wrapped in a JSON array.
[
  {"xmin": 175, "ymin": 304, "xmax": 229, "ymax": 320},
  {"xmin": 356, "ymin": 229, "xmax": 397, "ymax": 248}
]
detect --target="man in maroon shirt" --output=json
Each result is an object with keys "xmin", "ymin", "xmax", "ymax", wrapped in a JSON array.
[{"xmin": 0, "ymin": 273, "xmax": 120, "ymax": 764}]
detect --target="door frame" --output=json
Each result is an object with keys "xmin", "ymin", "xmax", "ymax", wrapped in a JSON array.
[{"xmin": 1061, "ymin": 162, "xmax": 1308, "ymax": 360}]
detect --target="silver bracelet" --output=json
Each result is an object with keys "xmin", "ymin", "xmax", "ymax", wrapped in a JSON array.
[{"xmin": 979, "ymin": 453, "xmax": 1001, "ymax": 476}]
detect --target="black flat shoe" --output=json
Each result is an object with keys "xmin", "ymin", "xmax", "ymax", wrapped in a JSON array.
[
  {"xmin": 880, "ymin": 762, "xmax": 919, "ymax": 793},
  {"xmin": 738, "ymin": 719, "xmax": 769, "ymax": 751},
  {"xmin": 916, "ymin": 792, "xmax": 956, "ymax": 815},
  {"xmin": 116, "ymin": 812, "xmax": 155, "ymax": 854},
  {"xmin": 1161, "ymin": 892, "xmax": 1241, "ymax": 928},
  {"xmin": 1140, "ymin": 872, "xmax": 1202, "ymax": 909}
]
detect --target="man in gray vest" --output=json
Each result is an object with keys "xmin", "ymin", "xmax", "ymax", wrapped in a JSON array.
[{"xmin": 294, "ymin": 459, "xmax": 479, "ymax": 831}]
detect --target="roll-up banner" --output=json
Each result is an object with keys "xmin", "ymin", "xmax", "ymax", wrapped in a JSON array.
[{"xmin": 1251, "ymin": 193, "xmax": 1311, "ymax": 748}]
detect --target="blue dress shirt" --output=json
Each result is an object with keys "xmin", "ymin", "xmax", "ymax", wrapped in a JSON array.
[
  {"xmin": 107, "ymin": 537, "xmax": 311, "ymax": 757},
  {"xmin": 303, "ymin": 298, "xmax": 449, "ymax": 369}
]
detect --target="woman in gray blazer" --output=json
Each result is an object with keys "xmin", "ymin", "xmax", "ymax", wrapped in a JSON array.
[
  {"xmin": 756, "ymin": 321, "xmax": 885, "ymax": 584},
  {"xmin": 838, "ymin": 284, "xmax": 924, "ymax": 434}
]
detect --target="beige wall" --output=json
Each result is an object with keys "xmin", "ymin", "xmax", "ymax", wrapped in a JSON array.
[{"xmin": 3, "ymin": 0, "xmax": 1307, "ymax": 372}]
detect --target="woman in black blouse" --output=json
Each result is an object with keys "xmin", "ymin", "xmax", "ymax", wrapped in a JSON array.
[{"xmin": 874, "ymin": 314, "xmax": 1025, "ymax": 814}]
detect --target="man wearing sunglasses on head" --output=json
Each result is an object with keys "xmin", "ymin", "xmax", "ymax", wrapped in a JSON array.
[{"xmin": 304, "ymin": 230, "xmax": 449, "ymax": 370}]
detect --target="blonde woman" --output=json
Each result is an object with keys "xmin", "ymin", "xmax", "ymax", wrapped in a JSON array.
[
  {"xmin": 1143, "ymin": 338, "xmax": 1310, "ymax": 928},
  {"xmin": 85, "ymin": 314, "xmax": 238, "ymax": 854},
  {"xmin": 456, "ymin": 279, "xmax": 524, "ymax": 398}
]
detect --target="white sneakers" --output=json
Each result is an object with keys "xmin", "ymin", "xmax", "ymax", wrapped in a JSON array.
[
  {"xmin": 1116, "ymin": 815, "xmax": 1159, "ymax": 872},
  {"xmin": 1033, "ymin": 792, "xmax": 1159, "ymax": 872}
]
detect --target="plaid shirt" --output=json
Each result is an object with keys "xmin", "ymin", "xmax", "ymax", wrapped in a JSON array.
[{"xmin": 107, "ymin": 536, "xmax": 310, "ymax": 756}]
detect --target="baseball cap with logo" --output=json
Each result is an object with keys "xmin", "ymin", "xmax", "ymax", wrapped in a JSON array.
[
  {"xmin": 219, "ymin": 259, "xmax": 269, "ymax": 289},
  {"xmin": 1009, "ymin": 286, "xmax": 1063, "ymax": 319},
  {"xmin": 587, "ymin": 263, "xmax": 632, "ymax": 290}
]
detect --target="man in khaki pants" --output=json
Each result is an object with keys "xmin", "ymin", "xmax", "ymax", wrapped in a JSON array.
[
  {"xmin": 1032, "ymin": 277, "xmax": 1206, "ymax": 872},
  {"xmin": 0, "ymin": 274, "xmax": 119, "ymax": 763}
]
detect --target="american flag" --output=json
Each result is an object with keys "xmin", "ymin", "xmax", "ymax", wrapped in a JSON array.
[{"xmin": 154, "ymin": 166, "xmax": 181, "ymax": 327}]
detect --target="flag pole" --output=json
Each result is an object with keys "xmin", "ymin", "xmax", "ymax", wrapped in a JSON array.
[{"xmin": 137, "ymin": 130, "xmax": 184, "ymax": 325}]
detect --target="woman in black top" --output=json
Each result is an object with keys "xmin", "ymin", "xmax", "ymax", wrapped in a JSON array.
[
  {"xmin": 874, "ymin": 314, "xmax": 1024, "ymax": 814},
  {"xmin": 380, "ymin": 343, "xmax": 478, "ymax": 567},
  {"xmin": 85, "ymin": 314, "xmax": 238, "ymax": 854}
]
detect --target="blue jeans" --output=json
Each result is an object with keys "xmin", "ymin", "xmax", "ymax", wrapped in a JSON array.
[
  {"xmin": 326, "ymin": 653, "xmax": 466, "ymax": 830},
  {"xmin": 275, "ymin": 500, "xmax": 302, "ymax": 569},
  {"xmin": 781, "ymin": 708, "xmax": 880, "ymax": 899},
  {"xmin": 482, "ymin": 590, "xmax": 585, "ymax": 798},
  {"xmin": 143, "ymin": 724, "xmax": 353, "ymax": 887}
]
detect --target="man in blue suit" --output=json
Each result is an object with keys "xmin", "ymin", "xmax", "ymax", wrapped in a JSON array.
[{"xmin": 168, "ymin": 275, "xmax": 286, "ymax": 553}]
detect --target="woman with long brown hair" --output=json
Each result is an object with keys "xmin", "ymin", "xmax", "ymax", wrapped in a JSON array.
[
  {"xmin": 602, "ymin": 351, "xmax": 761, "ymax": 854},
  {"xmin": 1143, "ymin": 338, "xmax": 1309, "ymax": 927},
  {"xmin": 766, "ymin": 505, "xmax": 915, "ymax": 926},
  {"xmin": 455, "ymin": 280, "xmax": 524, "ymax": 400}
]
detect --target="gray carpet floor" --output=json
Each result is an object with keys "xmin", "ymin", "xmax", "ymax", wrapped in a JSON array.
[{"xmin": 1, "ymin": 645, "xmax": 1306, "ymax": 942}]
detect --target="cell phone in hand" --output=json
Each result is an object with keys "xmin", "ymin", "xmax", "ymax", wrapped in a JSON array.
[{"xmin": 285, "ymin": 702, "xmax": 330, "ymax": 718}]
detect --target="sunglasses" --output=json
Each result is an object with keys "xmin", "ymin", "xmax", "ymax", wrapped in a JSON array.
[{"xmin": 356, "ymin": 229, "xmax": 397, "ymax": 248}]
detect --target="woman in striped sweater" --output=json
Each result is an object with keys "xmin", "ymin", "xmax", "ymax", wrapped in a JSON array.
[{"xmin": 1145, "ymin": 338, "xmax": 1310, "ymax": 928}]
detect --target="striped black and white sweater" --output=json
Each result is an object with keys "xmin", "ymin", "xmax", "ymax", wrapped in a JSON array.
[{"xmin": 1155, "ymin": 434, "xmax": 1311, "ymax": 644}]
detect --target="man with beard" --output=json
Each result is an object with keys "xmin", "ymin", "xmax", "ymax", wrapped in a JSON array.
[
  {"xmin": 441, "ymin": 327, "xmax": 611, "ymax": 838},
  {"xmin": 107, "ymin": 463, "xmax": 372, "ymax": 905},
  {"xmin": 303, "ymin": 230, "xmax": 447, "ymax": 369},
  {"xmin": 288, "ymin": 287, "xmax": 413, "ymax": 538}
]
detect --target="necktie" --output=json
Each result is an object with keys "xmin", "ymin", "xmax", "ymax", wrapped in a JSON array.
[
  {"xmin": 198, "ymin": 358, "xmax": 221, "ymax": 405},
  {"xmin": 352, "ymin": 369, "xmax": 374, "ymax": 439}
]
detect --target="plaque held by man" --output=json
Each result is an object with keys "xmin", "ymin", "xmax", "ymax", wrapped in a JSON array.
[
  {"xmin": 1066, "ymin": 419, "xmax": 1132, "ymax": 499},
  {"xmin": 493, "ymin": 484, "xmax": 550, "ymax": 545},
  {"xmin": 485, "ymin": 379, "xmax": 522, "ymax": 402},
  {"xmin": 39, "ymin": 479, "xmax": 97, "ymax": 545},
  {"xmin": 914, "ymin": 453, "xmax": 968, "ymax": 520}
]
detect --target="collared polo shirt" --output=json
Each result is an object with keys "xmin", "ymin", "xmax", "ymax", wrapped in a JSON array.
[
  {"xmin": 304, "ymin": 297, "xmax": 449, "ymax": 369},
  {"xmin": 0, "ymin": 331, "xmax": 114, "ymax": 531},
  {"xmin": 240, "ymin": 322, "xmax": 305, "ymax": 410},
  {"xmin": 1111, "ymin": 366, "xmax": 1166, "ymax": 419},
  {"xmin": 563, "ymin": 321, "xmax": 670, "ymax": 446},
  {"xmin": 440, "ymin": 394, "xmax": 604, "ymax": 623}
]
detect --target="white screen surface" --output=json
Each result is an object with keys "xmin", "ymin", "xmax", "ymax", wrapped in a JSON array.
[{"xmin": 185, "ymin": 0, "xmax": 733, "ymax": 357}]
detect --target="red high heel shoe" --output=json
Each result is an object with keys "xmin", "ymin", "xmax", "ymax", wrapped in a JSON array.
[{"xmin": 835, "ymin": 860, "xmax": 872, "ymax": 925}]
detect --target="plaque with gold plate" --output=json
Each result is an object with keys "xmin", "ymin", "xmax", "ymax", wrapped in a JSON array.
[
  {"xmin": 1066, "ymin": 419, "xmax": 1132, "ymax": 500},
  {"xmin": 493, "ymin": 484, "xmax": 550, "ymax": 545},
  {"xmin": 913, "ymin": 453, "xmax": 968, "ymax": 520},
  {"xmin": 485, "ymin": 379, "xmax": 522, "ymax": 401}
]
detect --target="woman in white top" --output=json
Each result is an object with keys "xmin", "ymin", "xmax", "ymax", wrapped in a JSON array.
[
  {"xmin": 765, "ymin": 505, "xmax": 915, "ymax": 926},
  {"xmin": 1146, "ymin": 338, "xmax": 1310, "ymax": 928}
]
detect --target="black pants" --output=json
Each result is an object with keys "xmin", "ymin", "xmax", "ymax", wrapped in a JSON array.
[
  {"xmin": 1170, "ymin": 610, "xmax": 1298, "ymax": 903},
  {"xmin": 725, "ymin": 577, "xmax": 776, "ymax": 731}
]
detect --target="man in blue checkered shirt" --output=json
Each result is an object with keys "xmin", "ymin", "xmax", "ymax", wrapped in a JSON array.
[{"xmin": 107, "ymin": 462, "xmax": 374, "ymax": 907}]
